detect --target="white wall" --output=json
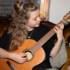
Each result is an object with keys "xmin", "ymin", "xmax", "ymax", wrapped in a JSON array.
[{"xmin": 49, "ymin": 0, "xmax": 70, "ymax": 24}]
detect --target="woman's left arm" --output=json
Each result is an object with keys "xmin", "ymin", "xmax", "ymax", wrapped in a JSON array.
[{"xmin": 50, "ymin": 22, "xmax": 64, "ymax": 58}]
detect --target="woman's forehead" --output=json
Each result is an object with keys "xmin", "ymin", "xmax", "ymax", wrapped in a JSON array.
[{"xmin": 29, "ymin": 9, "xmax": 40, "ymax": 17}]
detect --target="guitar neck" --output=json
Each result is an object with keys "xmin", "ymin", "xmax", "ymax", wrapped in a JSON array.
[
  {"xmin": 39, "ymin": 28, "xmax": 54, "ymax": 45},
  {"xmin": 37, "ymin": 18, "xmax": 69, "ymax": 47}
]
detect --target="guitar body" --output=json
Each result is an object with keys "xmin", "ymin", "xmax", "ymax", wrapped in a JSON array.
[{"xmin": 0, "ymin": 39, "xmax": 45, "ymax": 70}]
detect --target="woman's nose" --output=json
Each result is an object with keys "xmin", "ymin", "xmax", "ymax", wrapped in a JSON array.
[{"xmin": 37, "ymin": 17, "xmax": 41, "ymax": 22}]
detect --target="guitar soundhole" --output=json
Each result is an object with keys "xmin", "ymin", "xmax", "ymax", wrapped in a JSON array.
[{"xmin": 24, "ymin": 50, "xmax": 33, "ymax": 61}]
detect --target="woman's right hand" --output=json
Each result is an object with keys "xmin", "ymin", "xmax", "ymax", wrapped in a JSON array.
[{"xmin": 8, "ymin": 52, "xmax": 27, "ymax": 63}]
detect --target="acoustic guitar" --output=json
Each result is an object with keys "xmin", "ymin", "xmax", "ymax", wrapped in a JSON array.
[{"xmin": 0, "ymin": 11, "xmax": 70, "ymax": 70}]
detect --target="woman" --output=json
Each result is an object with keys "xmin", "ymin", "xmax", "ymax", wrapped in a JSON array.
[{"xmin": 0, "ymin": 2, "xmax": 64, "ymax": 70}]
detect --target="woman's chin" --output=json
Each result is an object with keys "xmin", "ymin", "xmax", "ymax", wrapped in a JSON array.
[{"xmin": 35, "ymin": 24, "xmax": 40, "ymax": 27}]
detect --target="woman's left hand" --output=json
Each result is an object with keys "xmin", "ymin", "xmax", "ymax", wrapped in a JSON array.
[{"xmin": 54, "ymin": 22, "xmax": 64, "ymax": 41}]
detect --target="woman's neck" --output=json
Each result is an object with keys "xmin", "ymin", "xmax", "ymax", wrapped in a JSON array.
[{"xmin": 25, "ymin": 25, "xmax": 34, "ymax": 31}]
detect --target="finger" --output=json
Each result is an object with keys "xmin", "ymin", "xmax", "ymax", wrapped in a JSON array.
[
  {"xmin": 57, "ymin": 23, "xmax": 64, "ymax": 30},
  {"xmin": 54, "ymin": 26, "xmax": 59, "ymax": 32},
  {"xmin": 22, "ymin": 57, "xmax": 28, "ymax": 62}
]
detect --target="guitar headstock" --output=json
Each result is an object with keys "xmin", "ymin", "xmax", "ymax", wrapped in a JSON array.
[{"xmin": 63, "ymin": 11, "xmax": 70, "ymax": 25}]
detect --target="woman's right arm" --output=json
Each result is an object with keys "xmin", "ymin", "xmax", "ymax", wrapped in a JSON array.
[
  {"xmin": 0, "ymin": 48, "xmax": 11, "ymax": 59},
  {"xmin": 0, "ymin": 48, "xmax": 27, "ymax": 63}
]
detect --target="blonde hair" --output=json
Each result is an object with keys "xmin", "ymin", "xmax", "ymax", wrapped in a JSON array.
[{"xmin": 8, "ymin": 3, "xmax": 39, "ymax": 51}]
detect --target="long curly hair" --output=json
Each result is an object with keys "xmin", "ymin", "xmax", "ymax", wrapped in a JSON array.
[{"xmin": 8, "ymin": 2, "xmax": 39, "ymax": 51}]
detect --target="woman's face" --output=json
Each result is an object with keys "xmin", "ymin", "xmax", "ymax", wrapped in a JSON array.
[{"xmin": 26, "ymin": 9, "xmax": 41, "ymax": 28}]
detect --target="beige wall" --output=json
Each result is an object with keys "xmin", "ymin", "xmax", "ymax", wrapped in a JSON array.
[{"xmin": 49, "ymin": 0, "xmax": 70, "ymax": 24}]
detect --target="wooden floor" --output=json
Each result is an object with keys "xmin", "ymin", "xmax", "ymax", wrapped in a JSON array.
[{"xmin": 61, "ymin": 47, "xmax": 70, "ymax": 70}]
